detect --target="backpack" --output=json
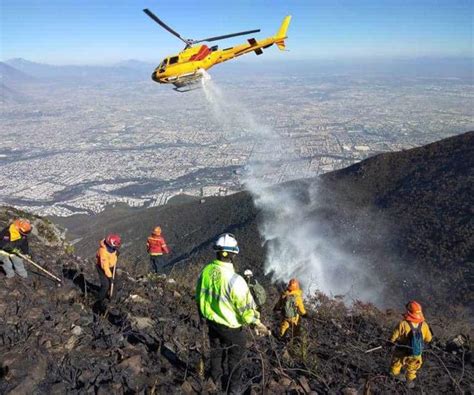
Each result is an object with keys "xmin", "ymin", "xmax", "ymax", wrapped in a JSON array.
[
  {"xmin": 408, "ymin": 321, "xmax": 424, "ymax": 356},
  {"xmin": 284, "ymin": 295, "xmax": 298, "ymax": 319},
  {"xmin": 250, "ymin": 280, "xmax": 267, "ymax": 307}
]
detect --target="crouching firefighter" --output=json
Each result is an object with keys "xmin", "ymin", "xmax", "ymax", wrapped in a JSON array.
[
  {"xmin": 389, "ymin": 301, "xmax": 433, "ymax": 389},
  {"xmin": 196, "ymin": 233, "xmax": 270, "ymax": 394},
  {"xmin": 275, "ymin": 278, "xmax": 307, "ymax": 338},
  {"xmin": 95, "ymin": 234, "xmax": 121, "ymax": 311},
  {"xmin": 0, "ymin": 219, "xmax": 32, "ymax": 279}
]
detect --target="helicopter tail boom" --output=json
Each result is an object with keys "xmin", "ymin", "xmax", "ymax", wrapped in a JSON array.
[{"xmin": 275, "ymin": 15, "xmax": 291, "ymax": 50}]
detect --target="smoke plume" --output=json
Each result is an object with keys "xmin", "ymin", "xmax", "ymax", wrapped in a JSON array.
[{"xmin": 201, "ymin": 75, "xmax": 382, "ymax": 303}]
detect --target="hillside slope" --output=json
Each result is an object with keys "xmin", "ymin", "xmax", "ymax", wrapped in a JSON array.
[
  {"xmin": 0, "ymin": 207, "xmax": 472, "ymax": 394},
  {"xmin": 55, "ymin": 131, "xmax": 474, "ymax": 313}
]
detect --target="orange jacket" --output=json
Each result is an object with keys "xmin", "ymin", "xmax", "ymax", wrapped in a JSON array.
[{"xmin": 96, "ymin": 240, "xmax": 118, "ymax": 278}]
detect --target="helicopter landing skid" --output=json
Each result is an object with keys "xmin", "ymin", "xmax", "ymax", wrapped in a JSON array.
[{"xmin": 170, "ymin": 69, "xmax": 208, "ymax": 92}]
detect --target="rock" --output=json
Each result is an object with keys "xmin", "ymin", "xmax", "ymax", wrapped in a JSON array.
[
  {"xmin": 130, "ymin": 316, "xmax": 154, "ymax": 330},
  {"xmin": 8, "ymin": 355, "xmax": 47, "ymax": 394},
  {"xmin": 49, "ymin": 382, "xmax": 67, "ymax": 394},
  {"xmin": 25, "ymin": 307, "xmax": 43, "ymax": 321},
  {"xmin": 173, "ymin": 290, "xmax": 182, "ymax": 298},
  {"xmin": 342, "ymin": 387, "xmax": 359, "ymax": 395},
  {"xmin": 278, "ymin": 377, "xmax": 292, "ymax": 388},
  {"xmin": 118, "ymin": 355, "xmax": 143, "ymax": 375},
  {"xmin": 181, "ymin": 380, "xmax": 196, "ymax": 394},
  {"xmin": 71, "ymin": 325, "xmax": 82, "ymax": 336},
  {"xmin": 128, "ymin": 294, "xmax": 151, "ymax": 304},
  {"xmin": 56, "ymin": 288, "xmax": 81, "ymax": 302},
  {"xmin": 65, "ymin": 335, "xmax": 78, "ymax": 351}
]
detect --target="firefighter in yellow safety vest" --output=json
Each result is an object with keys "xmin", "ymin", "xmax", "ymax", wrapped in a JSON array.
[{"xmin": 196, "ymin": 233, "xmax": 270, "ymax": 394}]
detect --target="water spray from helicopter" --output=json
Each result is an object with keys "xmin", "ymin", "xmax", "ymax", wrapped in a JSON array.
[{"xmin": 199, "ymin": 76, "xmax": 382, "ymax": 304}]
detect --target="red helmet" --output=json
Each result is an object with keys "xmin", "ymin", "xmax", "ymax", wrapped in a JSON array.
[
  {"xmin": 105, "ymin": 234, "xmax": 122, "ymax": 249},
  {"xmin": 14, "ymin": 219, "xmax": 32, "ymax": 235}
]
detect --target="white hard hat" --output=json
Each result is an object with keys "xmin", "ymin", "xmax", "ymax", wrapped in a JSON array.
[
  {"xmin": 244, "ymin": 269, "xmax": 253, "ymax": 277},
  {"xmin": 214, "ymin": 233, "xmax": 239, "ymax": 254}
]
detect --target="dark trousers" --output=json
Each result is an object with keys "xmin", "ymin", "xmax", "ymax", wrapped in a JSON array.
[
  {"xmin": 96, "ymin": 265, "xmax": 111, "ymax": 302},
  {"xmin": 150, "ymin": 255, "xmax": 164, "ymax": 274},
  {"xmin": 208, "ymin": 321, "xmax": 246, "ymax": 393}
]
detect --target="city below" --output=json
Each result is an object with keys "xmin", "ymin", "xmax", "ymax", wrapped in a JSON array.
[{"xmin": 1, "ymin": 59, "xmax": 473, "ymax": 216}]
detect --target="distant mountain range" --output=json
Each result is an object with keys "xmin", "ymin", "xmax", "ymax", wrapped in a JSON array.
[
  {"xmin": 1, "ymin": 58, "xmax": 156, "ymax": 83},
  {"xmin": 0, "ymin": 58, "xmax": 158, "ymax": 103},
  {"xmin": 53, "ymin": 131, "xmax": 474, "ymax": 314}
]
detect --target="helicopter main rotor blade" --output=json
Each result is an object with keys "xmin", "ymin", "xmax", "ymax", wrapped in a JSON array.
[
  {"xmin": 143, "ymin": 9, "xmax": 190, "ymax": 46},
  {"xmin": 193, "ymin": 29, "xmax": 261, "ymax": 44}
]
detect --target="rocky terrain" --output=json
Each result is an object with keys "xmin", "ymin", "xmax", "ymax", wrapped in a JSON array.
[
  {"xmin": 0, "ymin": 206, "xmax": 472, "ymax": 394},
  {"xmin": 1, "ymin": 132, "xmax": 473, "ymax": 393},
  {"xmin": 55, "ymin": 131, "xmax": 474, "ymax": 315}
]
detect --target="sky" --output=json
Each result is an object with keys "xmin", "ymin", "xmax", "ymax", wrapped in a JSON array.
[{"xmin": 1, "ymin": 0, "xmax": 473, "ymax": 65}]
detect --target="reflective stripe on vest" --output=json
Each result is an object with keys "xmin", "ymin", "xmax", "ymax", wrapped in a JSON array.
[{"xmin": 196, "ymin": 259, "xmax": 260, "ymax": 328}]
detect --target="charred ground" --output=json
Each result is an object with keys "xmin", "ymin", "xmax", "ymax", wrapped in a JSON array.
[
  {"xmin": 1, "ymin": 132, "xmax": 473, "ymax": 394},
  {"xmin": 0, "ymin": 206, "xmax": 472, "ymax": 394}
]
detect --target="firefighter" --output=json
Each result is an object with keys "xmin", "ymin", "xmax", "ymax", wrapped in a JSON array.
[
  {"xmin": 196, "ymin": 233, "xmax": 270, "ymax": 394},
  {"xmin": 274, "ymin": 278, "xmax": 307, "ymax": 338},
  {"xmin": 146, "ymin": 226, "xmax": 170, "ymax": 274},
  {"xmin": 95, "ymin": 234, "xmax": 121, "ymax": 310},
  {"xmin": 389, "ymin": 301, "xmax": 433, "ymax": 388},
  {"xmin": 0, "ymin": 219, "xmax": 32, "ymax": 279}
]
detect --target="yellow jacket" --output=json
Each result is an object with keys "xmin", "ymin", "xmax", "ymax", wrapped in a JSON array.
[
  {"xmin": 276, "ymin": 289, "xmax": 306, "ymax": 318},
  {"xmin": 390, "ymin": 320, "xmax": 433, "ymax": 347},
  {"xmin": 96, "ymin": 240, "xmax": 118, "ymax": 278}
]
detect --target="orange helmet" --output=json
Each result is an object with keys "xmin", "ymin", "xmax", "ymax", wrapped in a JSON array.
[
  {"xmin": 14, "ymin": 219, "xmax": 32, "ymax": 235},
  {"xmin": 152, "ymin": 226, "xmax": 161, "ymax": 236},
  {"xmin": 287, "ymin": 278, "xmax": 300, "ymax": 291},
  {"xmin": 404, "ymin": 300, "xmax": 424, "ymax": 323}
]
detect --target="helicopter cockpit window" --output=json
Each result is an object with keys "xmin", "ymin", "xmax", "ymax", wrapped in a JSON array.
[
  {"xmin": 158, "ymin": 59, "xmax": 168, "ymax": 71},
  {"xmin": 168, "ymin": 56, "xmax": 179, "ymax": 65}
]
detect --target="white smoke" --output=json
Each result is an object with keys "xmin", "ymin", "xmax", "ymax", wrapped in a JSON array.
[{"xmin": 200, "ymin": 75, "xmax": 382, "ymax": 303}]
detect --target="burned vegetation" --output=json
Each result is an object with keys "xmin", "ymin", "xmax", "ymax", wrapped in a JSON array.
[
  {"xmin": 0, "ymin": 207, "xmax": 472, "ymax": 394},
  {"xmin": 1, "ymin": 132, "xmax": 473, "ymax": 393}
]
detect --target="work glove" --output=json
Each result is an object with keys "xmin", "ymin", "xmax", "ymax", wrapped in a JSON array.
[{"xmin": 254, "ymin": 322, "xmax": 271, "ymax": 337}]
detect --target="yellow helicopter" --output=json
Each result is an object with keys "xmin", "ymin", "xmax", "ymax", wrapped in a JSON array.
[{"xmin": 143, "ymin": 9, "xmax": 291, "ymax": 90}]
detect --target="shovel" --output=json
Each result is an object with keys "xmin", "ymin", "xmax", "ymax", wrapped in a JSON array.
[
  {"xmin": 17, "ymin": 252, "xmax": 62, "ymax": 283},
  {"xmin": 109, "ymin": 265, "xmax": 117, "ymax": 298}
]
